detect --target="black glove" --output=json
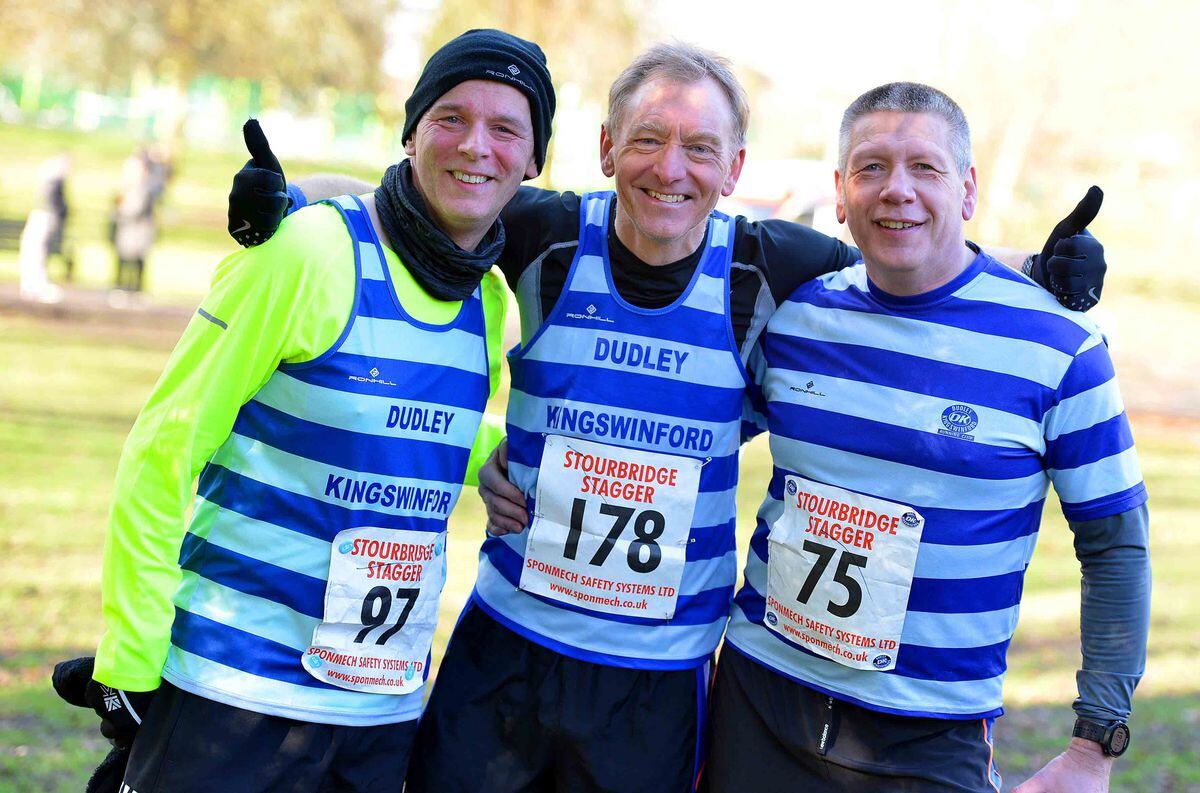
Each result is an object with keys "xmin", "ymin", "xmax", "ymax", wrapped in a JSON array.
[
  {"xmin": 52, "ymin": 657, "xmax": 151, "ymax": 793},
  {"xmin": 1026, "ymin": 186, "xmax": 1106, "ymax": 311},
  {"xmin": 228, "ymin": 119, "xmax": 291, "ymax": 247},
  {"xmin": 86, "ymin": 746, "xmax": 132, "ymax": 793},
  {"xmin": 51, "ymin": 655, "xmax": 94, "ymax": 708},
  {"xmin": 52, "ymin": 656, "xmax": 157, "ymax": 749}
]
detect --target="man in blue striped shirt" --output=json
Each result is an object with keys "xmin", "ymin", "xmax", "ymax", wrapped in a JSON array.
[{"xmin": 707, "ymin": 83, "xmax": 1150, "ymax": 793}]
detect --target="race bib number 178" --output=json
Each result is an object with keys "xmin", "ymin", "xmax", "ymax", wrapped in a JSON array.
[{"xmin": 520, "ymin": 435, "xmax": 702, "ymax": 620}]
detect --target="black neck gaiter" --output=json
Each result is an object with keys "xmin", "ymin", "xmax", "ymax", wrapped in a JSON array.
[{"xmin": 373, "ymin": 160, "xmax": 505, "ymax": 301}]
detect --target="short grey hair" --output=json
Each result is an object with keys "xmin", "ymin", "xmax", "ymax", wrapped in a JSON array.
[
  {"xmin": 607, "ymin": 42, "xmax": 750, "ymax": 151},
  {"xmin": 838, "ymin": 82, "xmax": 971, "ymax": 175}
]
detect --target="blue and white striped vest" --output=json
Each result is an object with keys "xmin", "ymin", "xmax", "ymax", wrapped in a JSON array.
[
  {"xmin": 472, "ymin": 192, "xmax": 747, "ymax": 669},
  {"xmin": 163, "ymin": 195, "xmax": 490, "ymax": 725}
]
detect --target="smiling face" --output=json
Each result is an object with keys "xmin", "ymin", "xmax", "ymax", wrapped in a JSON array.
[
  {"xmin": 600, "ymin": 76, "xmax": 745, "ymax": 265},
  {"xmin": 836, "ymin": 111, "xmax": 978, "ymax": 295},
  {"xmin": 404, "ymin": 79, "xmax": 539, "ymax": 251}
]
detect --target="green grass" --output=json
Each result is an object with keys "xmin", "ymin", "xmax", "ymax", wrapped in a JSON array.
[{"xmin": 1, "ymin": 311, "xmax": 1197, "ymax": 791}]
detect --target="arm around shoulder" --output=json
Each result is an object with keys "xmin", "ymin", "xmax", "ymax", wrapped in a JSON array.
[
  {"xmin": 293, "ymin": 174, "xmax": 374, "ymax": 203},
  {"xmin": 750, "ymin": 218, "xmax": 860, "ymax": 303}
]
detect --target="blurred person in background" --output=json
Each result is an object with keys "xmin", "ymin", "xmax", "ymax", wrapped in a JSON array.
[
  {"xmin": 143, "ymin": 143, "xmax": 173, "ymax": 204},
  {"xmin": 17, "ymin": 153, "xmax": 69, "ymax": 302},
  {"xmin": 111, "ymin": 149, "xmax": 158, "ymax": 294},
  {"xmin": 53, "ymin": 28, "xmax": 554, "ymax": 793},
  {"xmin": 230, "ymin": 41, "xmax": 1109, "ymax": 793}
]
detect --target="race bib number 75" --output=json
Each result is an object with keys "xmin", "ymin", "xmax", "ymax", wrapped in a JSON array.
[
  {"xmin": 520, "ymin": 435, "xmax": 702, "ymax": 619},
  {"xmin": 765, "ymin": 477, "xmax": 924, "ymax": 672}
]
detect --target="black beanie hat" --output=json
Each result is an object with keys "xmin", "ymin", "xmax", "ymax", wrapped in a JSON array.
[{"xmin": 402, "ymin": 29, "xmax": 555, "ymax": 176}]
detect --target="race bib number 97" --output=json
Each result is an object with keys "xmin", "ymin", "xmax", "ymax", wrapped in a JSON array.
[
  {"xmin": 520, "ymin": 435, "xmax": 702, "ymax": 619},
  {"xmin": 303, "ymin": 526, "xmax": 446, "ymax": 695},
  {"xmin": 765, "ymin": 477, "xmax": 924, "ymax": 672}
]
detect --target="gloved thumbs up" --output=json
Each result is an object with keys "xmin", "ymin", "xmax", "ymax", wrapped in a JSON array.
[
  {"xmin": 1027, "ymin": 186, "xmax": 1106, "ymax": 312},
  {"xmin": 243, "ymin": 118, "xmax": 284, "ymax": 175},
  {"xmin": 227, "ymin": 119, "xmax": 291, "ymax": 247}
]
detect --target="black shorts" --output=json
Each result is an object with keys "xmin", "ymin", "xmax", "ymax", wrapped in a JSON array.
[
  {"xmin": 702, "ymin": 646, "xmax": 1003, "ymax": 793},
  {"xmin": 406, "ymin": 604, "xmax": 709, "ymax": 793},
  {"xmin": 122, "ymin": 681, "xmax": 418, "ymax": 793}
]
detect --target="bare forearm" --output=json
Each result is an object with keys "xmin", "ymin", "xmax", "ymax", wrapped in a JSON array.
[
  {"xmin": 982, "ymin": 245, "xmax": 1032, "ymax": 270},
  {"xmin": 294, "ymin": 174, "xmax": 374, "ymax": 202}
]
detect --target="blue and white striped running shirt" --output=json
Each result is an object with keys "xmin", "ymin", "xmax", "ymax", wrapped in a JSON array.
[{"xmin": 728, "ymin": 251, "xmax": 1146, "ymax": 719}]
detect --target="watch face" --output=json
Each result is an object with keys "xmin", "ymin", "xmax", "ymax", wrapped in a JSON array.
[{"xmin": 1108, "ymin": 723, "xmax": 1130, "ymax": 756}]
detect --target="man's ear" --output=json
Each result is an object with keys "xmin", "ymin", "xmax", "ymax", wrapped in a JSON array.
[
  {"xmin": 404, "ymin": 137, "xmax": 416, "ymax": 158},
  {"xmin": 962, "ymin": 165, "xmax": 978, "ymax": 221},
  {"xmin": 834, "ymin": 170, "xmax": 846, "ymax": 224},
  {"xmin": 721, "ymin": 147, "xmax": 747, "ymax": 197},
  {"xmin": 525, "ymin": 154, "xmax": 540, "ymax": 180},
  {"xmin": 600, "ymin": 124, "xmax": 616, "ymax": 178}
]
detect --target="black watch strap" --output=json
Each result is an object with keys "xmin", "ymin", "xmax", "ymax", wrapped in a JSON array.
[{"xmin": 1073, "ymin": 718, "xmax": 1130, "ymax": 757}]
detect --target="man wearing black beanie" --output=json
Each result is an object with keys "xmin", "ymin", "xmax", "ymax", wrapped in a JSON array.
[
  {"xmin": 59, "ymin": 28, "xmax": 554, "ymax": 793},
  {"xmin": 402, "ymin": 28, "xmax": 555, "ymax": 175}
]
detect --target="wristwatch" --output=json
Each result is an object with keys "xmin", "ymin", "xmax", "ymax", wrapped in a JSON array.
[{"xmin": 1072, "ymin": 718, "xmax": 1131, "ymax": 757}]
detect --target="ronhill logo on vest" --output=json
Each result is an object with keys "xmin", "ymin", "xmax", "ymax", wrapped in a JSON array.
[
  {"xmin": 566, "ymin": 303, "xmax": 615, "ymax": 324},
  {"xmin": 349, "ymin": 365, "xmax": 396, "ymax": 387},
  {"xmin": 386, "ymin": 405, "xmax": 455, "ymax": 435},
  {"xmin": 594, "ymin": 337, "xmax": 689, "ymax": 374}
]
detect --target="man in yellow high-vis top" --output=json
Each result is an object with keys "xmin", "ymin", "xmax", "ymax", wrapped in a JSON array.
[{"xmin": 52, "ymin": 28, "xmax": 555, "ymax": 793}]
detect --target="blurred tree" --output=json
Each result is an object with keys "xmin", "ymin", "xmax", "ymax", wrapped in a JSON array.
[
  {"xmin": 422, "ymin": 0, "xmax": 643, "ymax": 186},
  {"xmin": 0, "ymin": 0, "xmax": 394, "ymax": 155},
  {"xmin": 944, "ymin": 0, "xmax": 1200, "ymax": 251}
]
